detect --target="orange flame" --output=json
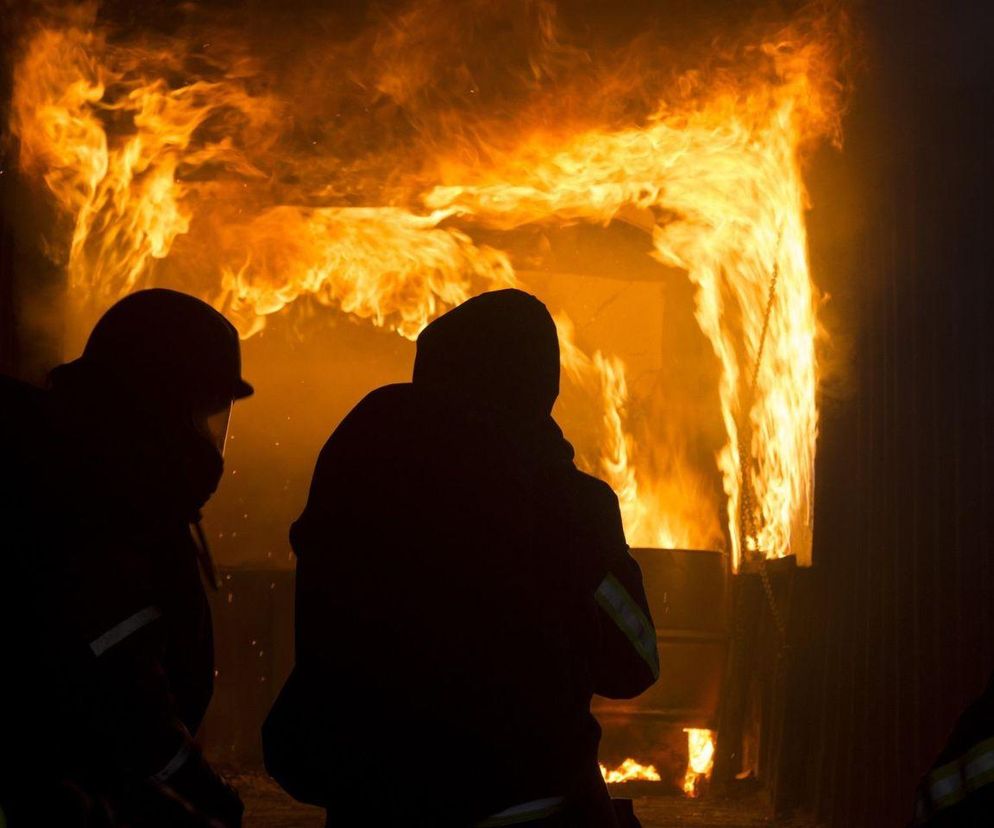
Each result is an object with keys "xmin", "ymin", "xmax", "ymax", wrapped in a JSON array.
[
  {"xmin": 600, "ymin": 758, "xmax": 662, "ymax": 785},
  {"xmin": 9, "ymin": 2, "xmax": 850, "ymax": 565},
  {"xmin": 682, "ymin": 728, "xmax": 716, "ymax": 797}
]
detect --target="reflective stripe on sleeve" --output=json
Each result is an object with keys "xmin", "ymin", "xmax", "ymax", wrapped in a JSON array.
[
  {"xmin": 476, "ymin": 797, "xmax": 566, "ymax": 826},
  {"xmin": 89, "ymin": 606, "xmax": 162, "ymax": 657},
  {"xmin": 928, "ymin": 761, "xmax": 965, "ymax": 810},
  {"xmin": 151, "ymin": 741, "xmax": 192, "ymax": 784},
  {"xmin": 595, "ymin": 572, "xmax": 659, "ymax": 679},
  {"xmin": 964, "ymin": 737, "xmax": 994, "ymax": 792}
]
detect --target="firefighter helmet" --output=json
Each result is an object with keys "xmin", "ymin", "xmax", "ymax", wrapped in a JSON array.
[{"xmin": 69, "ymin": 289, "xmax": 253, "ymax": 411}]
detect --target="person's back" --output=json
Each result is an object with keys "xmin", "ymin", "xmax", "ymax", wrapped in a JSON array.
[
  {"xmin": 265, "ymin": 290, "xmax": 659, "ymax": 826},
  {"xmin": 0, "ymin": 289, "xmax": 251, "ymax": 827}
]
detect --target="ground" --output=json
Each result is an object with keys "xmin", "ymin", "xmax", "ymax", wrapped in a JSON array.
[{"xmin": 231, "ymin": 772, "xmax": 816, "ymax": 827}]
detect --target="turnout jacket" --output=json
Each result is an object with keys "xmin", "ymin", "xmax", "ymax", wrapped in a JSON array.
[
  {"xmin": 914, "ymin": 669, "xmax": 994, "ymax": 826},
  {"xmin": 264, "ymin": 383, "xmax": 658, "ymax": 826},
  {"xmin": 0, "ymin": 375, "xmax": 238, "ymax": 826}
]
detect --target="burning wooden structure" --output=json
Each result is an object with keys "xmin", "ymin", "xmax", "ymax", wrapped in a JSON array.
[{"xmin": 2, "ymin": 0, "xmax": 847, "ymax": 797}]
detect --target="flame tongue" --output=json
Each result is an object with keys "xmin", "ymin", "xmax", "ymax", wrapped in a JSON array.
[{"xmin": 10, "ymin": 3, "xmax": 849, "ymax": 564}]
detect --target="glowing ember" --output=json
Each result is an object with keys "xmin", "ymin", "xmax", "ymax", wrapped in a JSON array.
[
  {"xmin": 682, "ymin": 728, "xmax": 716, "ymax": 797},
  {"xmin": 599, "ymin": 759, "xmax": 662, "ymax": 785},
  {"xmin": 9, "ymin": 2, "xmax": 850, "ymax": 566}
]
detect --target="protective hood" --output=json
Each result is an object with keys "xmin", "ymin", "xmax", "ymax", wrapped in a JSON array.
[{"xmin": 413, "ymin": 289, "xmax": 560, "ymax": 423}]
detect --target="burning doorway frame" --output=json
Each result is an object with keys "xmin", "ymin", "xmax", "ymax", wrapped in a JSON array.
[{"xmin": 2, "ymin": 0, "xmax": 854, "ymax": 805}]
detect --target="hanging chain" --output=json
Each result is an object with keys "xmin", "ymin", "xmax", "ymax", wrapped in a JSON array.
[
  {"xmin": 758, "ymin": 545, "xmax": 787, "ymax": 646},
  {"xmin": 739, "ymin": 228, "xmax": 787, "ymax": 646},
  {"xmin": 749, "ymin": 241, "xmax": 781, "ymax": 405}
]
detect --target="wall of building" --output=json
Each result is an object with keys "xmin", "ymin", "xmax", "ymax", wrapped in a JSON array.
[{"xmin": 783, "ymin": 4, "xmax": 994, "ymax": 823}]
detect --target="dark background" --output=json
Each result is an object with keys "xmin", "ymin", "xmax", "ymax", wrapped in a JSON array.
[{"xmin": 3, "ymin": 1, "xmax": 994, "ymax": 824}]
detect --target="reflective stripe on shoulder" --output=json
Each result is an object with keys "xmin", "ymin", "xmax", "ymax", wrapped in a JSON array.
[
  {"xmin": 89, "ymin": 606, "xmax": 162, "ymax": 657},
  {"xmin": 928, "ymin": 761, "xmax": 965, "ymax": 810},
  {"xmin": 595, "ymin": 572, "xmax": 659, "ymax": 679},
  {"xmin": 476, "ymin": 797, "xmax": 566, "ymax": 826},
  {"xmin": 964, "ymin": 737, "xmax": 994, "ymax": 792},
  {"xmin": 151, "ymin": 741, "xmax": 192, "ymax": 784}
]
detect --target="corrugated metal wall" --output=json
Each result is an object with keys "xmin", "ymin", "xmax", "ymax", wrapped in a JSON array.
[{"xmin": 790, "ymin": 4, "xmax": 994, "ymax": 824}]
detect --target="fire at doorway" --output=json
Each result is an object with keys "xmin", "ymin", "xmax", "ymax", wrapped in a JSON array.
[{"xmin": 2, "ymin": 0, "xmax": 853, "ymax": 814}]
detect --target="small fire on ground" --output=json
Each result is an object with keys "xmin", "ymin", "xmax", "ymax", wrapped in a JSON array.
[
  {"xmin": 600, "ymin": 758, "xmax": 662, "ymax": 785},
  {"xmin": 601, "ymin": 729, "xmax": 715, "ymax": 797},
  {"xmin": 682, "ymin": 728, "xmax": 716, "ymax": 797}
]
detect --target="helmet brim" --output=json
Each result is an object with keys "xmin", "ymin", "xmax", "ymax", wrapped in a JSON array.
[{"xmin": 234, "ymin": 378, "xmax": 254, "ymax": 400}]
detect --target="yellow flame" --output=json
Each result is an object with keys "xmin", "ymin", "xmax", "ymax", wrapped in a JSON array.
[
  {"xmin": 600, "ymin": 759, "xmax": 662, "ymax": 785},
  {"xmin": 10, "ymin": 2, "xmax": 849, "ymax": 565},
  {"xmin": 682, "ymin": 728, "xmax": 716, "ymax": 797}
]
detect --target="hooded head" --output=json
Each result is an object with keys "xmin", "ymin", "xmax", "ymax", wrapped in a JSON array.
[{"xmin": 413, "ymin": 289, "xmax": 560, "ymax": 423}]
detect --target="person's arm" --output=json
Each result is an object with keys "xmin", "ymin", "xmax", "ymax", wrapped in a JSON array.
[
  {"xmin": 912, "ymin": 669, "xmax": 994, "ymax": 824},
  {"xmin": 575, "ymin": 475, "xmax": 659, "ymax": 699},
  {"xmin": 71, "ymin": 556, "xmax": 242, "ymax": 826}
]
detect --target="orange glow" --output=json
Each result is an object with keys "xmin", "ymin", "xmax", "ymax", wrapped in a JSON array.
[
  {"xmin": 682, "ymin": 728, "xmax": 716, "ymax": 797},
  {"xmin": 10, "ymin": 2, "xmax": 850, "ymax": 566},
  {"xmin": 600, "ymin": 759, "xmax": 662, "ymax": 785}
]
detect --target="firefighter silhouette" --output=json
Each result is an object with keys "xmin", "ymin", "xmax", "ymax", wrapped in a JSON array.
[
  {"xmin": 264, "ymin": 289, "xmax": 657, "ymax": 827},
  {"xmin": 0, "ymin": 289, "xmax": 252, "ymax": 827}
]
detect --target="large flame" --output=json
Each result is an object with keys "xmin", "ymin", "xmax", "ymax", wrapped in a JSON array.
[{"xmin": 9, "ymin": 1, "xmax": 849, "ymax": 565}]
